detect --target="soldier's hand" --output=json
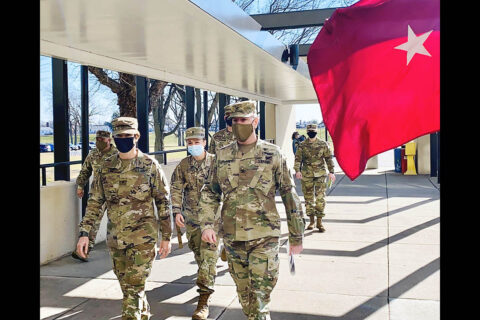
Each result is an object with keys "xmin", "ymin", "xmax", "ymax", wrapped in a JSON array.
[
  {"xmin": 77, "ymin": 189, "xmax": 84, "ymax": 198},
  {"xmin": 175, "ymin": 214, "xmax": 185, "ymax": 228},
  {"xmin": 202, "ymin": 229, "xmax": 217, "ymax": 244},
  {"xmin": 158, "ymin": 240, "xmax": 171, "ymax": 259},
  {"xmin": 289, "ymin": 243, "xmax": 303, "ymax": 255},
  {"xmin": 295, "ymin": 172, "xmax": 302, "ymax": 180},
  {"xmin": 76, "ymin": 236, "xmax": 89, "ymax": 258},
  {"xmin": 328, "ymin": 173, "xmax": 336, "ymax": 183}
]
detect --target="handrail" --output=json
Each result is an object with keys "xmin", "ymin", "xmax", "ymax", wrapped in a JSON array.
[{"xmin": 40, "ymin": 148, "xmax": 187, "ymax": 186}]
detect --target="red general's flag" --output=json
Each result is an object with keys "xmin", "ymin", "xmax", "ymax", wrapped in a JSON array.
[{"xmin": 307, "ymin": 0, "xmax": 440, "ymax": 180}]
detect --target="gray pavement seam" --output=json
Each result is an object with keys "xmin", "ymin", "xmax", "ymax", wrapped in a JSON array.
[
  {"xmin": 51, "ymin": 298, "xmax": 91, "ymax": 320},
  {"xmin": 427, "ymin": 177, "xmax": 440, "ymax": 191},
  {"xmin": 215, "ymin": 295, "xmax": 239, "ymax": 320}
]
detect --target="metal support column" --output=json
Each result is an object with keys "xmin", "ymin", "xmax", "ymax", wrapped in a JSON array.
[
  {"xmin": 52, "ymin": 58, "xmax": 70, "ymax": 181},
  {"xmin": 80, "ymin": 65, "xmax": 89, "ymax": 217},
  {"xmin": 203, "ymin": 90, "xmax": 209, "ymax": 149},
  {"xmin": 136, "ymin": 76, "xmax": 149, "ymax": 153},
  {"xmin": 186, "ymin": 86, "xmax": 195, "ymax": 128},
  {"xmin": 219, "ymin": 93, "xmax": 227, "ymax": 130},
  {"xmin": 259, "ymin": 101, "xmax": 265, "ymax": 140}
]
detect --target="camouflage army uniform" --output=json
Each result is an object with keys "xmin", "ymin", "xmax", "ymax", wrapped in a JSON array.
[
  {"xmin": 79, "ymin": 117, "xmax": 172, "ymax": 320},
  {"xmin": 170, "ymin": 129, "xmax": 218, "ymax": 296},
  {"xmin": 199, "ymin": 101, "xmax": 305, "ymax": 320},
  {"xmin": 208, "ymin": 104, "xmax": 235, "ymax": 154},
  {"xmin": 75, "ymin": 131, "xmax": 117, "ymax": 250},
  {"xmin": 294, "ymin": 125, "xmax": 335, "ymax": 221}
]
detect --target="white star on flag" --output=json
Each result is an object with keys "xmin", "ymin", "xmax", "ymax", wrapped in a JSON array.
[{"xmin": 395, "ymin": 25, "xmax": 433, "ymax": 65}]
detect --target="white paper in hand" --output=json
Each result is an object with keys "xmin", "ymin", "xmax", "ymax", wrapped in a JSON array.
[
  {"xmin": 287, "ymin": 239, "xmax": 296, "ymax": 275},
  {"xmin": 289, "ymin": 254, "xmax": 296, "ymax": 275},
  {"xmin": 327, "ymin": 176, "xmax": 333, "ymax": 189}
]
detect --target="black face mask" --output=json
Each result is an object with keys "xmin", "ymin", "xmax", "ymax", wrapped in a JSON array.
[
  {"xmin": 225, "ymin": 117, "xmax": 233, "ymax": 127},
  {"xmin": 114, "ymin": 137, "xmax": 135, "ymax": 153},
  {"xmin": 307, "ymin": 131, "xmax": 317, "ymax": 139}
]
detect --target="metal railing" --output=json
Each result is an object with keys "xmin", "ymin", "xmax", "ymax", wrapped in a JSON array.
[
  {"xmin": 39, "ymin": 160, "xmax": 82, "ymax": 186},
  {"xmin": 40, "ymin": 148, "xmax": 188, "ymax": 186},
  {"xmin": 146, "ymin": 148, "xmax": 188, "ymax": 165}
]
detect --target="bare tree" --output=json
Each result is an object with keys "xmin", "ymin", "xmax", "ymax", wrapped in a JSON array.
[{"xmin": 67, "ymin": 98, "xmax": 103, "ymax": 144}]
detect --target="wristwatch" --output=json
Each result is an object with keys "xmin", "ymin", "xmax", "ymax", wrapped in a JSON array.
[{"xmin": 79, "ymin": 231, "xmax": 89, "ymax": 238}]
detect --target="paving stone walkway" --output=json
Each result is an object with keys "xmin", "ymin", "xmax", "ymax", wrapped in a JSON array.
[{"xmin": 40, "ymin": 168, "xmax": 439, "ymax": 320}]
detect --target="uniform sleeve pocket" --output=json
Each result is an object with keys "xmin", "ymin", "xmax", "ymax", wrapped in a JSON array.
[{"xmin": 254, "ymin": 168, "xmax": 273, "ymax": 197}]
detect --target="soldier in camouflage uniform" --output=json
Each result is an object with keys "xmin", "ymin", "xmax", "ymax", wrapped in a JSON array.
[
  {"xmin": 76, "ymin": 117, "xmax": 172, "ymax": 320},
  {"xmin": 170, "ymin": 127, "xmax": 218, "ymax": 320},
  {"xmin": 294, "ymin": 124, "xmax": 336, "ymax": 232},
  {"xmin": 208, "ymin": 103, "xmax": 236, "ymax": 262},
  {"xmin": 72, "ymin": 130, "xmax": 118, "ymax": 262},
  {"xmin": 208, "ymin": 104, "xmax": 235, "ymax": 153},
  {"xmin": 199, "ymin": 101, "xmax": 305, "ymax": 320}
]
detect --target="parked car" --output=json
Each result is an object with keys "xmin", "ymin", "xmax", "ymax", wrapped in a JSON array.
[
  {"xmin": 89, "ymin": 141, "xmax": 96, "ymax": 150},
  {"xmin": 48, "ymin": 144, "xmax": 54, "ymax": 152},
  {"xmin": 40, "ymin": 143, "xmax": 51, "ymax": 153},
  {"xmin": 70, "ymin": 144, "xmax": 80, "ymax": 150},
  {"xmin": 78, "ymin": 143, "xmax": 82, "ymax": 149}
]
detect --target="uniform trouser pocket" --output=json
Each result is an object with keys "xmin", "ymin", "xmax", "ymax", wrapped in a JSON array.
[
  {"xmin": 187, "ymin": 228, "xmax": 202, "ymax": 265},
  {"xmin": 249, "ymin": 237, "xmax": 279, "ymax": 319},
  {"xmin": 313, "ymin": 176, "xmax": 327, "ymax": 216},
  {"xmin": 109, "ymin": 244, "xmax": 155, "ymax": 319}
]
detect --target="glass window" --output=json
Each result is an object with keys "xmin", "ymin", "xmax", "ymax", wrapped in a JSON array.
[{"xmin": 40, "ymin": 55, "xmax": 54, "ymax": 185}]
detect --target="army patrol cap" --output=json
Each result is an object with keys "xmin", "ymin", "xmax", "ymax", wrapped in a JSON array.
[
  {"xmin": 96, "ymin": 130, "xmax": 111, "ymax": 138},
  {"xmin": 306, "ymin": 124, "xmax": 318, "ymax": 132},
  {"xmin": 185, "ymin": 127, "xmax": 205, "ymax": 140},
  {"xmin": 111, "ymin": 117, "xmax": 139, "ymax": 136},
  {"xmin": 228, "ymin": 100, "xmax": 257, "ymax": 118},
  {"xmin": 224, "ymin": 104, "xmax": 234, "ymax": 116}
]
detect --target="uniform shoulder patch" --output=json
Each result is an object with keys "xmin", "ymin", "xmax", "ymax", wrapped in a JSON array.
[{"xmin": 212, "ymin": 129, "xmax": 225, "ymax": 140}]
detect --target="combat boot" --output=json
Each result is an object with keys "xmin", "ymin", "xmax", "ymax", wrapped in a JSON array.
[
  {"xmin": 316, "ymin": 217, "xmax": 325, "ymax": 232},
  {"xmin": 192, "ymin": 293, "xmax": 211, "ymax": 320},
  {"xmin": 306, "ymin": 215, "xmax": 315, "ymax": 230},
  {"xmin": 71, "ymin": 250, "xmax": 88, "ymax": 262}
]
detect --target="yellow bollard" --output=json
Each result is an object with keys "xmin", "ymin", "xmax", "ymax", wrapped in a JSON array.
[{"xmin": 404, "ymin": 142, "xmax": 417, "ymax": 175}]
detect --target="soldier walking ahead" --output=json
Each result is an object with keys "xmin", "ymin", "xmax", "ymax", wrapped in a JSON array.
[
  {"xmin": 72, "ymin": 130, "xmax": 118, "ymax": 262},
  {"xmin": 170, "ymin": 127, "xmax": 219, "ymax": 320},
  {"xmin": 208, "ymin": 103, "xmax": 236, "ymax": 262},
  {"xmin": 76, "ymin": 117, "xmax": 172, "ymax": 320},
  {"xmin": 208, "ymin": 104, "xmax": 235, "ymax": 153},
  {"xmin": 294, "ymin": 124, "xmax": 336, "ymax": 232},
  {"xmin": 199, "ymin": 101, "xmax": 305, "ymax": 320}
]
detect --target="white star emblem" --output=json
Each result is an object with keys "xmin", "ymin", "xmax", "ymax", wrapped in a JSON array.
[{"xmin": 394, "ymin": 25, "xmax": 433, "ymax": 65}]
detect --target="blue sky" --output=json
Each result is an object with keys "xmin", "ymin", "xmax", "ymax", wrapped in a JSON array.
[
  {"xmin": 40, "ymin": 55, "xmax": 118, "ymax": 124},
  {"xmin": 295, "ymin": 104, "xmax": 323, "ymax": 122}
]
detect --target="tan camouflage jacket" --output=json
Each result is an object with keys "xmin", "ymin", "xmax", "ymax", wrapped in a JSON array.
[
  {"xmin": 75, "ymin": 145, "xmax": 118, "ymax": 189},
  {"xmin": 199, "ymin": 139, "xmax": 305, "ymax": 245},
  {"xmin": 170, "ymin": 153, "xmax": 215, "ymax": 230},
  {"xmin": 79, "ymin": 150, "xmax": 172, "ymax": 249},
  {"xmin": 208, "ymin": 128, "xmax": 235, "ymax": 154},
  {"xmin": 294, "ymin": 138, "xmax": 334, "ymax": 177}
]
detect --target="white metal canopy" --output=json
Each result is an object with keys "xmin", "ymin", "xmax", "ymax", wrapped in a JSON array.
[{"xmin": 40, "ymin": 0, "xmax": 318, "ymax": 105}]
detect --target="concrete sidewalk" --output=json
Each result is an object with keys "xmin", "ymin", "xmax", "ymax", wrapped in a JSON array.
[{"xmin": 40, "ymin": 169, "xmax": 440, "ymax": 320}]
